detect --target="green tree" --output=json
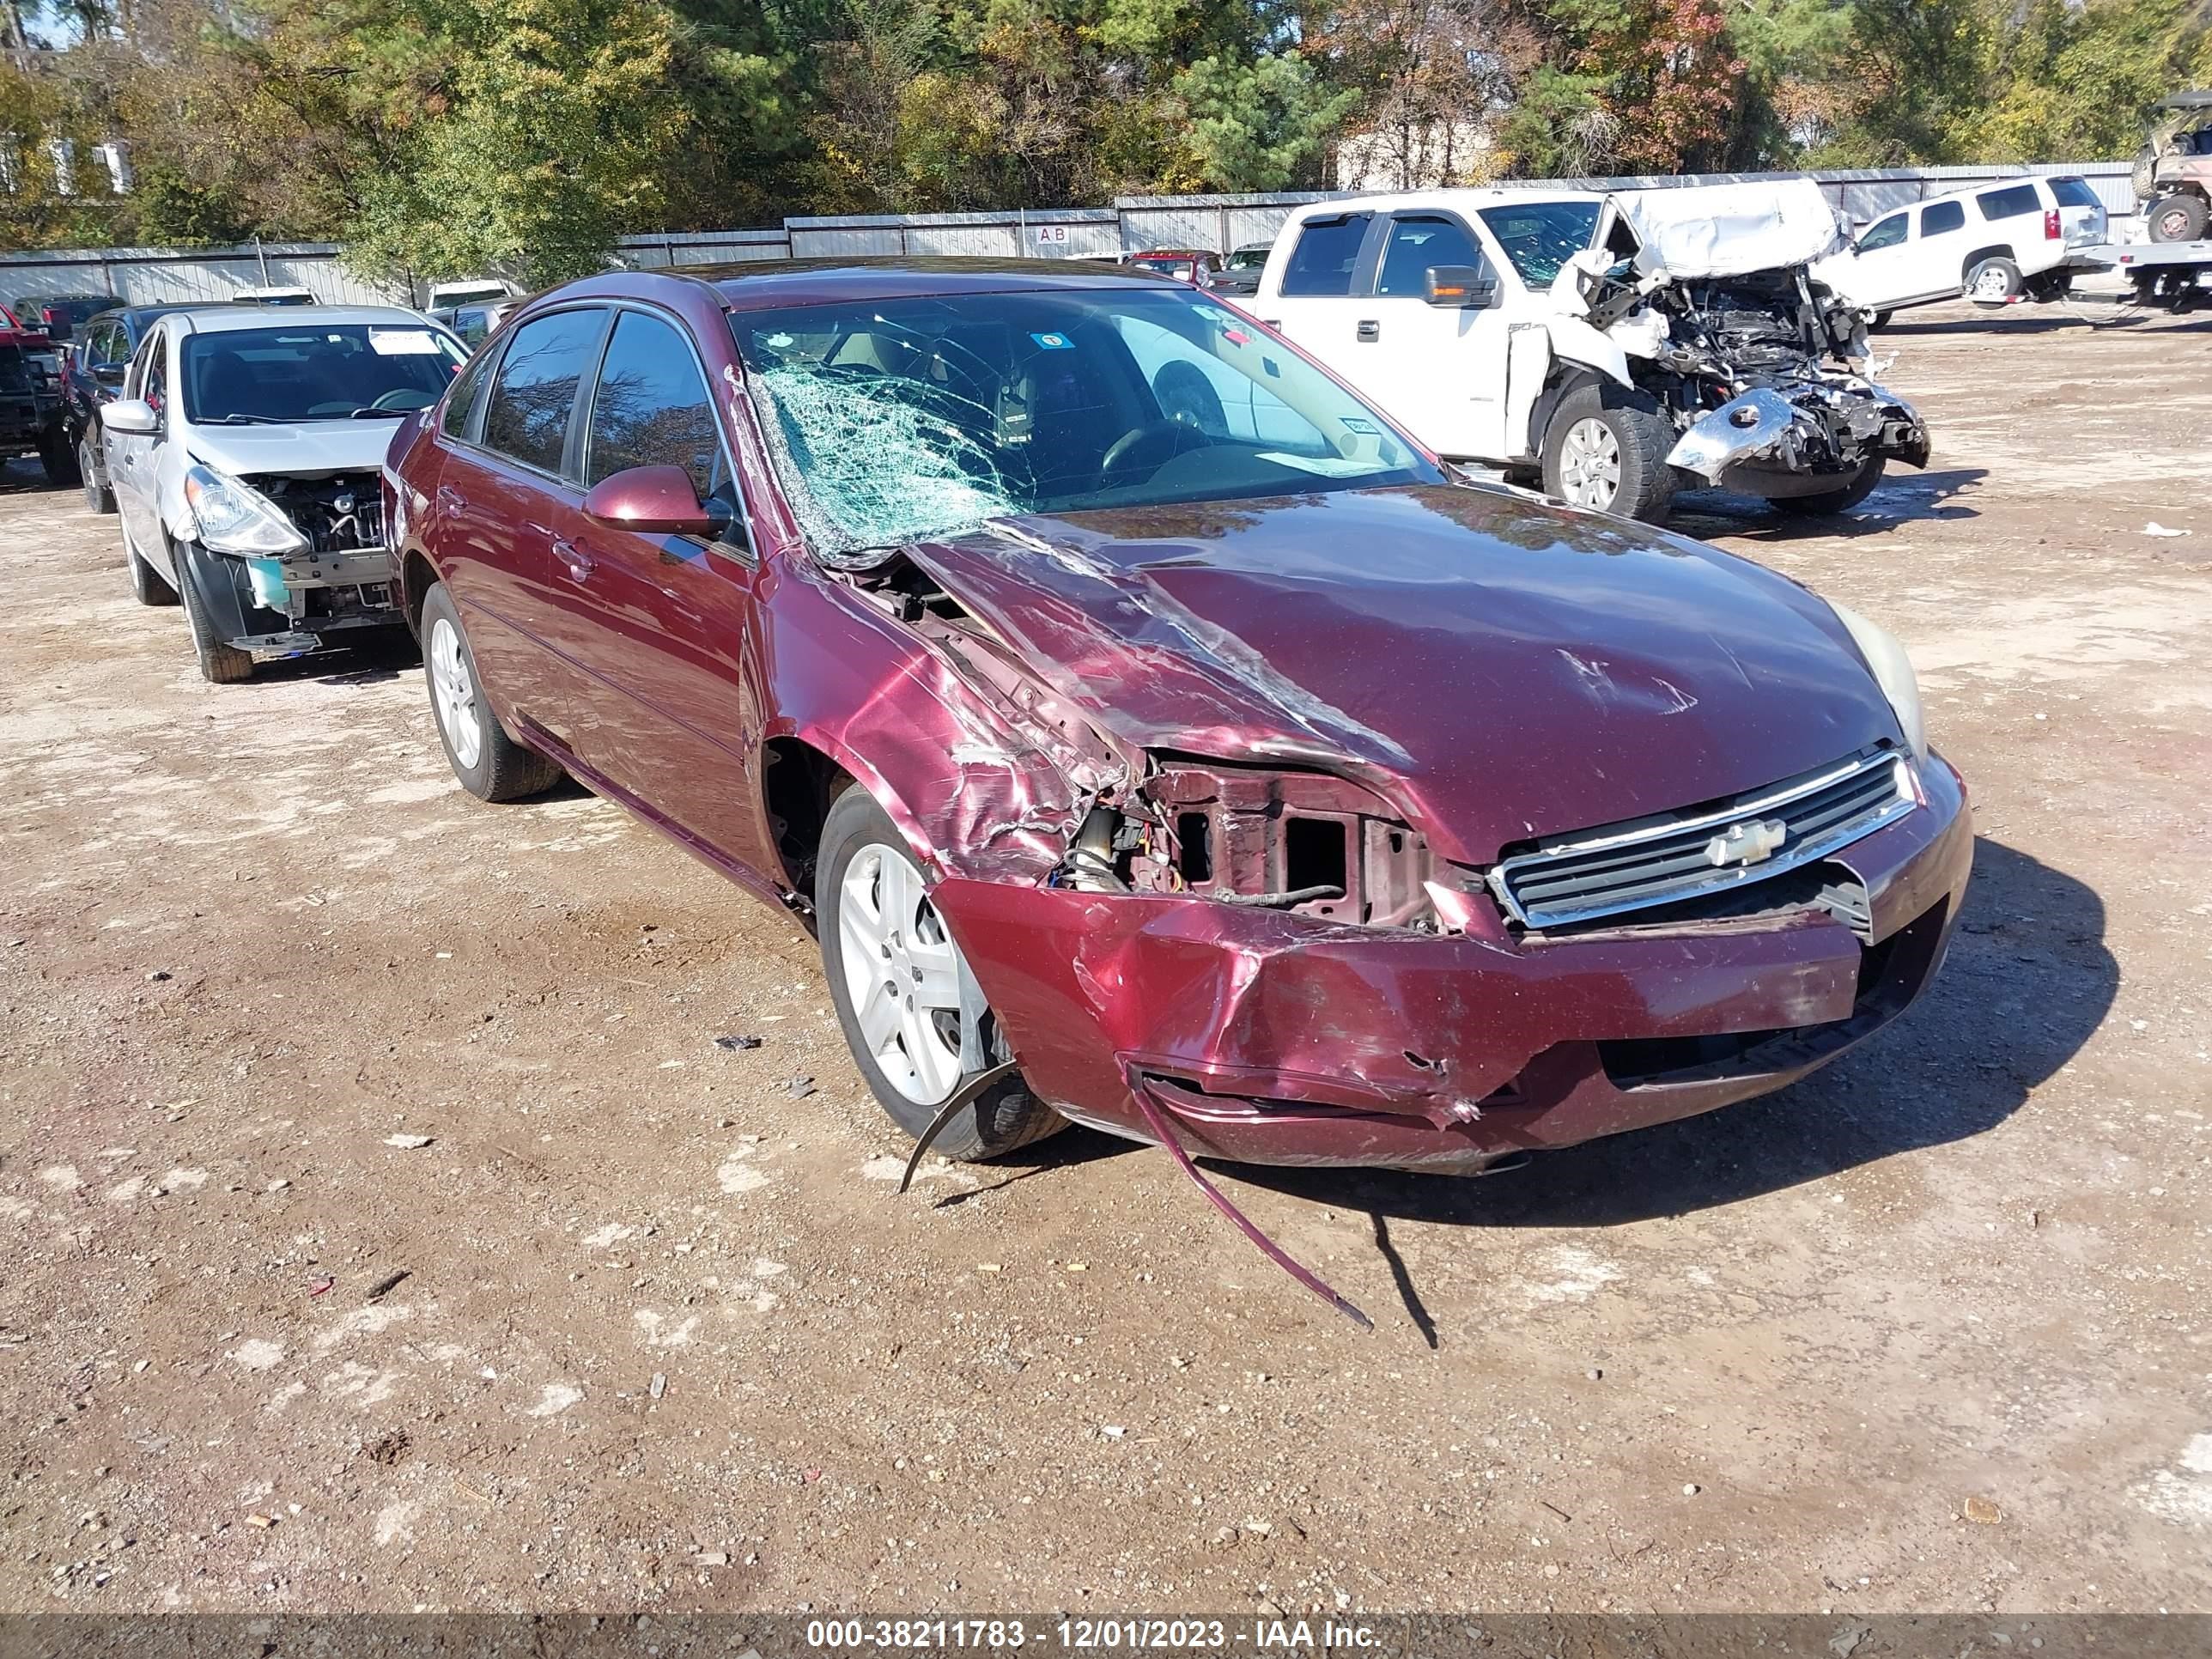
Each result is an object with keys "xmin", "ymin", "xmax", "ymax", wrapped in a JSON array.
[{"xmin": 1173, "ymin": 51, "xmax": 1352, "ymax": 189}]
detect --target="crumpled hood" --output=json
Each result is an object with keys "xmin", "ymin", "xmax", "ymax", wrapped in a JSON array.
[
  {"xmin": 1615, "ymin": 179, "xmax": 1850, "ymax": 281},
  {"xmin": 902, "ymin": 485, "xmax": 1902, "ymax": 864},
  {"xmin": 185, "ymin": 418, "xmax": 401, "ymax": 479}
]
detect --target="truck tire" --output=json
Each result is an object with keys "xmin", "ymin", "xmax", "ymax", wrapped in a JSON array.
[
  {"xmin": 1965, "ymin": 256, "xmax": 2022, "ymax": 304},
  {"xmin": 1540, "ymin": 384, "xmax": 1674, "ymax": 525},
  {"xmin": 816, "ymin": 784, "xmax": 1066, "ymax": 1163},
  {"xmin": 2148, "ymin": 192, "xmax": 2209, "ymax": 243},
  {"xmin": 178, "ymin": 548, "xmax": 254, "ymax": 684},
  {"xmin": 419, "ymin": 580, "xmax": 563, "ymax": 801},
  {"xmin": 1770, "ymin": 458, "xmax": 1886, "ymax": 518},
  {"xmin": 80, "ymin": 432, "xmax": 114, "ymax": 513}
]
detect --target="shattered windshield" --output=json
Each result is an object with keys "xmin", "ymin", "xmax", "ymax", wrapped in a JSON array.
[
  {"xmin": 731, "ymin": 288, "xmax": 1438, "ymax": 559},
  {"xmin": 1477, "ymin": 202, "xmax": 1602, "ymax": 288}
]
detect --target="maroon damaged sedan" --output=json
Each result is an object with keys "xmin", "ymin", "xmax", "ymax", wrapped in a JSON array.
[{"xmin": 384, "ymin": 257, "xmax": 1970, "ymax": 1205}]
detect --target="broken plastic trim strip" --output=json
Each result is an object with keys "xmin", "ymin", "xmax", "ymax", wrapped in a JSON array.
[
  {"xmin": 1130, "ymin": 1081, "xmax": 1374, "ymax": 1331},
  {"xmin": 896, "ymin": 1060, "xmax": 1023, "ymax": 1194}
]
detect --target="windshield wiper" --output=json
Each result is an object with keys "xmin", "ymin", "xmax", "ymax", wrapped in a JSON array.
[
  {"xmin": 209, "ymin": 412, "xmax": 284, "ymax": 425},
  {"xmin": 344, "ymin": 407, "xmax": 405, "ymax": 420}
]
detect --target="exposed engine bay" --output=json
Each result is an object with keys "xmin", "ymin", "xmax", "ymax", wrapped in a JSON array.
[
  {"xmin": 1558, "ymin": 182, "xmax": 1931, "ymax": 500},
  {"xmin": 222, "ymin": 471, "xmax": 397, "ymax": 651}
]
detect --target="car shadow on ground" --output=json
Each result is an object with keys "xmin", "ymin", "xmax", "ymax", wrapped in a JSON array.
[
  {"xmin": 1878, "ymin": 304, "xmax": 2212, "ymax": 337},
  {"xmin": 1183, "ymin": 836, "xmax": 2112, "ymax": 1340},
  {"xmin": 1671, "ymin": 467, "xmax": 1986, "ymax": 543}
]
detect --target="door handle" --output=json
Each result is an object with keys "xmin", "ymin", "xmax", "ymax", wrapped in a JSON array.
[
  {"xmin": 435, "ymin": 485, "xmax": 464, "ymax": 519},
  {"xmin": 1355, "ymin": 319, "xmax": 1380, "ymax": 343},
  {"xmin": 553, "ymin": 538, "xmax": 594, "ymax": 583}
]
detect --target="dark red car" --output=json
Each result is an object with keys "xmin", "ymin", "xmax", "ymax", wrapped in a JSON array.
[{"xmin": 385, "ymin": 257, "xmax": 1969, "ymax": 1202}]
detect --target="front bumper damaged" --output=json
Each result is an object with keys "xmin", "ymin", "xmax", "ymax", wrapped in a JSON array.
[
  {"xmin": 935, "ymin": 755, "xmax": 1970, "ymax": 1173},
  {"xmin": 1668, "ymin": 383, "xmax": 1931, "ymax": 496}
]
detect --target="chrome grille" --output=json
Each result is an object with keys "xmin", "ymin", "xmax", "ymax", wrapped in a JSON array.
[{"xmin": 1487, "ymin": 748, "xmax": 1914, "ymax": 932}]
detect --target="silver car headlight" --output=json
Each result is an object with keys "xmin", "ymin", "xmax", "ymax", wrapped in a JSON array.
[
  {"xmin": 182, "ymin": 464, "xmax": 307, "ymax": 556},
  {"xmin": 1830, "ymin": 601, "xmax": 1926, "ymax": 758}
]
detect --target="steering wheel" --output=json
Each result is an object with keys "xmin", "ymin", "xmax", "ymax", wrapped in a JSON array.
[
  {"xmin": 369, "ymin": 387, "xmax": 428, "ymax": 411},
  {"xmin": 1098, "ymin": 420, "xmax": 1197, "ymax": 485}
]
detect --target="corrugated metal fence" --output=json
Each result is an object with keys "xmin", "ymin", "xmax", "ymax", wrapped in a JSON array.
[{"xmin": 0, "ymin": 161, "xmax": 2136, "ymax": 309}]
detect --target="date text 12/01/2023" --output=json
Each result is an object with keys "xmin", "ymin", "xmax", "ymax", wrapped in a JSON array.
[{"xmin": 803, "ymin": 1620, "xmax": 1381, "ymax": 1650}]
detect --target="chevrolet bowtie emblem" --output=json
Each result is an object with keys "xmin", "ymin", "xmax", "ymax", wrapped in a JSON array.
[{"xmin": 1705, "ymin": 817, "xmax": 1789, "ymax": 868}]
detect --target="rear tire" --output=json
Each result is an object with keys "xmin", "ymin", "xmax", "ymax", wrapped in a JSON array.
[
  {"xmin": 419, "ymin": 580, "xmax": 562, "ymax": 801},
  {"xmin": 1771, "ymin": 457, "xmax": 1886, "ymax": 517},
  {"xmin": 1869, "ymin": 310, "xmax": 1893, "ymax": 331},
  {"xmin": 1540, "ymin": 383, "xmax": 1674, "ymax": 525},
  {"xmin": 80, "ymin": 434, "xmax": 114, "ymax": 513},
  {"xmin": 2148, "ymin": 192, "xmax": 2209, "ymax": 244},
  {"xmin": 1965, "ymin": 256, "xmax": 2022, "ymax": 305},
  {"xmin": 816, "ymin": 786, "xmax": 1066, "ymax": 1162},
  {"xmin": 177, "ymin": 547, "xmax": 253, "ymax": 684}
]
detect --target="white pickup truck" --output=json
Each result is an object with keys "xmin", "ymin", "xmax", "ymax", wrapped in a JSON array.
[{"xmin": 1249, "ymin": 182, "xmax": 1929, "ymax": 524}]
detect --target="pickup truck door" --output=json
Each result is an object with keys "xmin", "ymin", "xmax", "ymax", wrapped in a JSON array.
[
  {"xmin": 1335, "ymin": 210, "xmax": 1508, "ymax": 460},
  {"xmin": 1255, "ymin": 210, "xmax": 1376, "ymax": 390}
]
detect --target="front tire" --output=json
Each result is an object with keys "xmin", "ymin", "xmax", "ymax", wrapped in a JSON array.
[
  {"xmin": 817, "ymin": 787, "xmax": 1065, "ymax": 1161},
  {"xmin": 177, "ymin": 547, "xmax": 252, "ymax": 684},
  {"xmin": 1770, "ymin": 457, "xmax": 1887, "ymax": 517},
  {"xmin": 127, "ymin": 533, "xmax": 178, "ymax": 606},
  {"xmin": 419, "ymin": 580, "xmax": 562, "ymax": 801},
  {"xmin": 1965, "ymin": 256, "xmax": 2022, "ymax": 305},
  {"xmin": 2148, "ymin": 192, "xmax": 2209, "ymax": 243},
  {"xmin": 1541, "ymin": 384, "xmax": 1674, "ymax": 524}
]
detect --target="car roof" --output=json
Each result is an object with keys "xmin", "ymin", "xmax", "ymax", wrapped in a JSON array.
[
  {"xmin": 543, "ymin": 257, "xmax": 1189, "ymax": 315},
  {"xmin": 167, "ymin": 304, "xmax": 442, "ymax": 334},
  {"xmin": 1895, "ymin": 176, "xmax": 2059, "ymax": 215},
  {"xmin": 1287, "ymin": 186, "xmax": 1607, "ymax": 222}
]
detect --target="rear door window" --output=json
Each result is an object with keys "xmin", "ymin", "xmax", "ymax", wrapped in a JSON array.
[
  {"xmin": 1279, "ymin": 215, "xmax": 1372, "ymax": 296},
  {"xmin": 582, "ymin": 310, "xmax": 731, "ymax": 514},
  {"xmin": 1976, "ymin": 185, "xmax": 2039, "ymax": 221},
  {"xmin": 1920, "ymin": 200, "xmax": 1965, "ymax": 235},
  {"xmin": 480, "ymin": 308, "xmax": 607, "ymax": 476},
  {"xmin": 1374, "ymin": 215, "xmax": 1485, "ymax": 296}
]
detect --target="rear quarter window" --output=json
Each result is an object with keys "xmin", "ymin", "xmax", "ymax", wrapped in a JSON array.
[{"xmin": 1977, "ymin": 185, "xmax": 2040, "ymax": 221}]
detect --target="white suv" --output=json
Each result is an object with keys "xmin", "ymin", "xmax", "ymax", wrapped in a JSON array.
[{"xmin": 1813, "ymin": 175, "xmax": 2108, "ymax": 320}]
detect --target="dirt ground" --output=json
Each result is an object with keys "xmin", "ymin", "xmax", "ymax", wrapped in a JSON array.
[{"xmin": 2, "ymin": 293, "xmax": 2209, "ymax": 1621}]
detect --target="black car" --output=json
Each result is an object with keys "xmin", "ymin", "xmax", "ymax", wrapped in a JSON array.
[
  {"xmin": 0, "ymin": 331, "xmax": 70, "ymax": 483},
  {"xmin": 14, "ymin": 295, "xmax": 113, "ymax": 343},
  {"xmin": 60, "ymin": 304, "xmax": 210, "ymax": 513}
]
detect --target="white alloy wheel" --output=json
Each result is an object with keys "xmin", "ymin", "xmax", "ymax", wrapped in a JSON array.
[
  {"xmin": 1557, "ymin": 416, "xmax": 1623, "ymax": 509},
  {"xmin": 428, "ymin": 615, "xmax": 483, "ymax": 771},
  {"xmin": 836, "ymin": 842, "xmax": 967, "ymax": 1105}
]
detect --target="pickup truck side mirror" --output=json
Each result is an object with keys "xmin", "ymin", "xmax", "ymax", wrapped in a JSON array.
[
  {"xmin": 1425, "ymin": 264, "xmax": 1498, "ymax": 308},
  {"xmin": 102, "ymin": 398, "xmax": 160, "ymax": 435},
  {"xmin": 93, "ymin": 363, "xmax": 125, "ymax": 386}
]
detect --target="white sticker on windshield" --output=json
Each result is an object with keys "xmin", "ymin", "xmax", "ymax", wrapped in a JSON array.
[
  {"xmin": 369, "ymin": 329, "xmax": 444, "ymax": 356},
  {"xmin": 1257, "ymin": 452, "xmax": 1377, "ymax": 478}
]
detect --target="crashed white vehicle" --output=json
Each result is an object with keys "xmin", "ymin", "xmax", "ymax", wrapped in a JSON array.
[
  {"xmin": 1253, "ymin": 180, "xmax": 1930, "ymax": 524},
  {"xmin": 99, "ymin": 305, "xmax": 467, "ymax": 683}
]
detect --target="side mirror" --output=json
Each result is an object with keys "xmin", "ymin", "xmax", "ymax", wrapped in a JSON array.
[
  {"xmin": 581, "ymin": 464, "xmax": 733, "ymax": 539},
  {"xmin": 94, "ymin": 363, "xmax": 125, "ymax": 386},
  {"xmin": 103, "ymin": 398, "xmax": 160, "ymax": 434},
  {"xmin": 1425, "ymin": 265, "xmax": 1498, "ymax": 308}
]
